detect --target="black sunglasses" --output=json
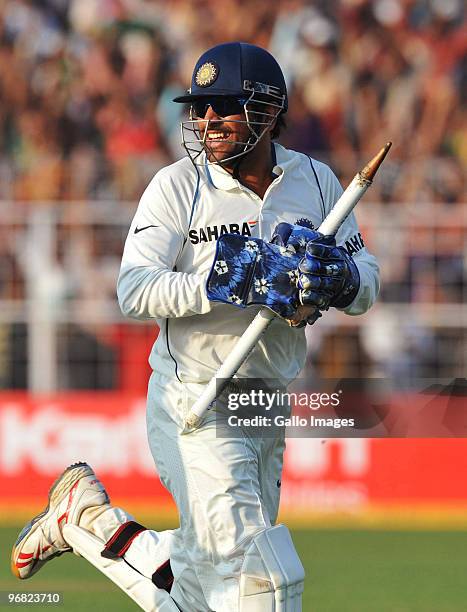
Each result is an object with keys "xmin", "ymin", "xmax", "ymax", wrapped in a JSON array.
[{"xmin": 191, "ymin": 97, "xmax": 247, "ymax": 118}]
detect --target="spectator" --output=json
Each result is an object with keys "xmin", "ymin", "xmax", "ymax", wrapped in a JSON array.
[{"xmin": 0, "ymin": 0, "xmax": 464, "ymax": 203}]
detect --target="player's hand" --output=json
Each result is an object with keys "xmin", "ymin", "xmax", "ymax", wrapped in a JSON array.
[
  {"xmin": 286, "ymin": 304, "xmax": 322, "ymax": 328},
  {"xmin": 206, "ymin": 234, "xmax": 302, "ymax": 318},
  {"xmin": 298, "ymin": 235, "xmax": 360, "ymax": 310},
  {"xmin": 271, "ymin": 222, "xmax": 320, "ymax": 255}
]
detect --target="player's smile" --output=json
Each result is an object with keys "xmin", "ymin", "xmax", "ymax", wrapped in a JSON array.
[
  {"xmin": 196, "ymin": 107, "xmax": 249, "ymax": 164},
  {"xmin": 204, "ymin": 125, "xmax": 234, "ymax": 150}
]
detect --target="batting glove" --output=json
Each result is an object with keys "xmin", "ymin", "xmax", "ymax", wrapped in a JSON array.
[
  {"xmin": 271, "ymin": 222, "xmax": 320, "ymax": 254},
  {"xmin": 206, "ymin": 234, "xmax": 301, "ymax": 318},
  {"xmin": 270, "ymin": 222, "xmax": 323, "ymax": 326},
  {"xmin": 298, "ymin": 234, "xmax": 360, "ymax": 310}
]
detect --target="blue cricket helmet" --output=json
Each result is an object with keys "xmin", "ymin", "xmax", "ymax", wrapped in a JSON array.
[{"xmin": 173, "ymin": 42, "xmax": 288, "ymax": 112}]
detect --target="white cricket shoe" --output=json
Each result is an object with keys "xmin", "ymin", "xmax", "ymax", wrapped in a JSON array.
[{"xmin": 11, "ymin": 462, "xmax": 110, "ymax": 579}]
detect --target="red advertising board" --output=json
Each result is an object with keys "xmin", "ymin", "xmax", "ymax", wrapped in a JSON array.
[{"xmin": 1, "ymin": 393, "xmax": 467, "ymax": 519}]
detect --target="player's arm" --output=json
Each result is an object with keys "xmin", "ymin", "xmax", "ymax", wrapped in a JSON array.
[
  {"xmin": 326, "ymin": 167, "xmax": 379, "ymax": 315},
  {"xmin": 332, "ymin": 209, "xmax": 379, "ymax": 315},
  {"xmin": 298, "ymin": 164, "xmax": 380, "ymax": 316},
  {"xmin": 117, "ymin": 172, "xmax": 211, "ymax": 320}
]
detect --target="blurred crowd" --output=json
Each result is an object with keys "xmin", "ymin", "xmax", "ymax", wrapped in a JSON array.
[
  {"xmin": 0, "ymin": 0, "xmax": 465, "ymax": 202},
  {"xmin": 0, "ymin": 0, "xmax": 465, "ymax": 390}
]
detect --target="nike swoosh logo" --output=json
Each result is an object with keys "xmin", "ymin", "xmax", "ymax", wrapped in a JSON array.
[{"xmin": 134, "ymin": 225, "xmax": 159, "ymax": 234}]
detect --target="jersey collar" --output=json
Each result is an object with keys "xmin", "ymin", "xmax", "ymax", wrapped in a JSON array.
[
  {"xmin": 205, "ymin": 160, "xmax": 239, "ymax": 191},
  {"xmin": 205, "ymin": 143, "xmax": 290, "ymax": 192}
]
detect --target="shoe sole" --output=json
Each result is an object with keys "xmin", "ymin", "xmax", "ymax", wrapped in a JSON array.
[{"xmin": 11, "ymin": 462, "xmax": 94, "ymax": 579}]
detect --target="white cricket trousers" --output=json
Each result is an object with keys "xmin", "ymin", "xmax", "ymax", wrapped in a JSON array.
[{"xmin": 127, "ymin": 369, "xmax": 287, "ymax": 612}]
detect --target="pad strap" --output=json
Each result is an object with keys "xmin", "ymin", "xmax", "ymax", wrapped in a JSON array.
[
  {"xmin": 152, "ymin": 560, "xmax": 174, "ymax": 593},
  {"xmin": 63, "ymin": 525, "xmax": 179, "ymax": 611},
  {"xmin": 101, "ymin": 521, "xmax": 147, "ymax": 559}
]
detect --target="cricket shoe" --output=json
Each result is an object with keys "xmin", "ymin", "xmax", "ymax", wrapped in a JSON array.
[{"xmin": 11, "ymin": 462, "xmax": 110, "ymax": 579}]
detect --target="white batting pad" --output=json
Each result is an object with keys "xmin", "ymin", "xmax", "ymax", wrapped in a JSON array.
[
  {"xmin": 239, "ymin": 524, "xmax": 305, "ymax": 612},
  {"xmin": 63, "ymin": 525, "xmax": 178, "ymax": 612}
]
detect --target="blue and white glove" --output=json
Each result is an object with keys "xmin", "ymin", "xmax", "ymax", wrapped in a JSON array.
[
  {"xmin": 206, "ymin": 234, "xmax": 301, "ymax": 318},
  {"xmin": 298, "ymin": 235, "xmax": 360, "ymax": 310},
  {"xmin": 271, "ymin": 222, "xmax": 323, "ymax": 326},
  {"xmin": 271, "ymin": 222, "xmax": 321, "ymax": 254}
]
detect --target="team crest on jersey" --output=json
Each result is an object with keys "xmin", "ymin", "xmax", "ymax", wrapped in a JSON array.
[
  {"xmin": 295, "ymin": 217, "xmax": 315, "ymax": 230},
  {"xmin": 195, "ymin": 62, "xmax": 219, "ymax": 87},
  {"xmin": 189, "ymin": 221, "xmax": 252, "ymax": 244}
]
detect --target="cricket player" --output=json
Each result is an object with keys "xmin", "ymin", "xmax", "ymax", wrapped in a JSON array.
[{"xmin": 11, "ymin": 42, "xmax": 379, "ymax": 611}]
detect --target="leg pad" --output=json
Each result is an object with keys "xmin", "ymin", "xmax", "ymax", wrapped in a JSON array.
[
  {"xmin": 239, "ymin": 524, "xmax": 304, "ymax": 612},
  {"xmin": 63, "ymin": 525, "xmax": 179, "ymax": 612}
]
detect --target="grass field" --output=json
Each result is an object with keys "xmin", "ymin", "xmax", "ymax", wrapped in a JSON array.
[{"xmin": 2, "ymin": 526, "xmax": 467, "ymax": 611}]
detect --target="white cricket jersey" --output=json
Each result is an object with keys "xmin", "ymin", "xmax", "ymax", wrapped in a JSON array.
[{"xmin": 117, "ymin": 143, "xmax": 380, "ymax": 385}]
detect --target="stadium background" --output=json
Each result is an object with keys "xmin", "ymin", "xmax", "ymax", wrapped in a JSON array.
[{"xmin": 0, "ymin": 0, "xmax": 465, "ymax": 610}]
